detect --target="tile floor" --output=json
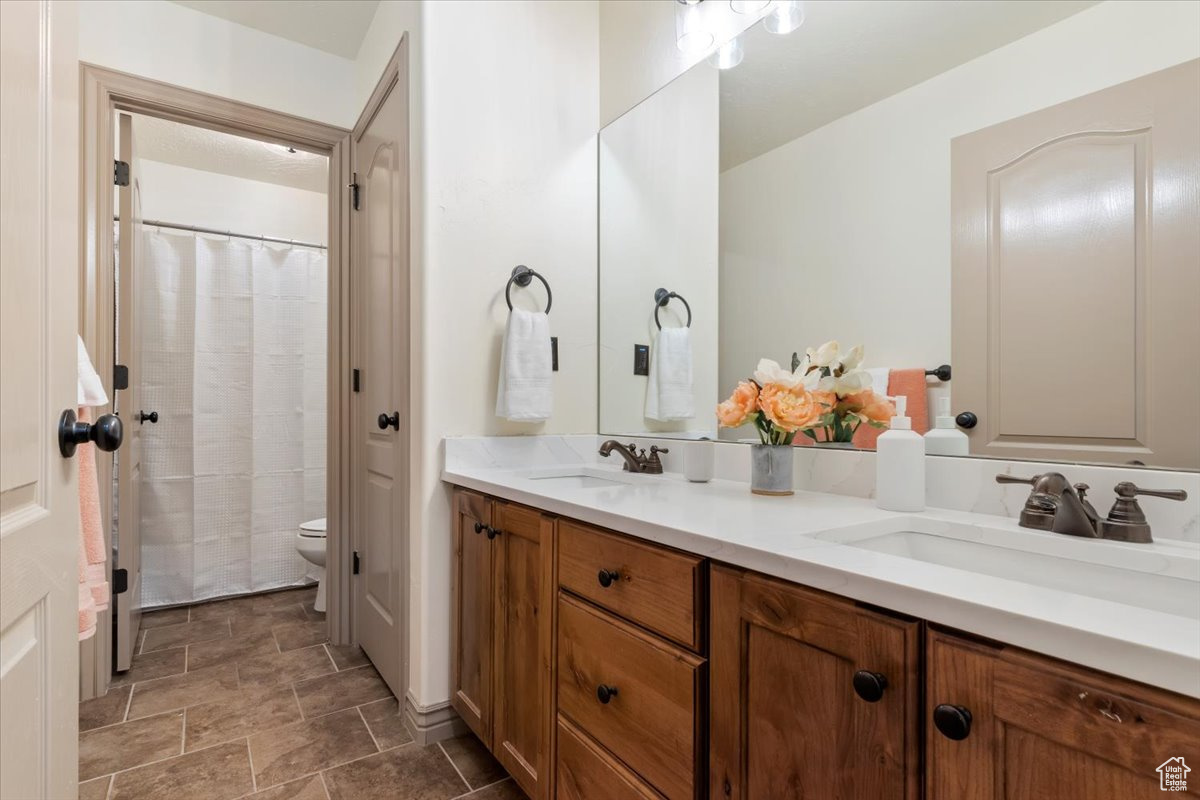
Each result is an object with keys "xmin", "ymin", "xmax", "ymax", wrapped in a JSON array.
[{"xmin": 79, "ymin": 586, "xmax": 523, "ymax": 800}]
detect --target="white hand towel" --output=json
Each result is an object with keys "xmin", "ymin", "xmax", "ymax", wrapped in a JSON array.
[
  {"xmin": 645, "ymin": 326, "xmax": 694, "ymax": 421},
  {"xmin": 77, "ymin": 335, "xmax": 108, "ymax": 408},
  {"xmin": 865, "ymin": 367, "xmax": 890, "ymax": 396},
  {"xmin": 495, "ymin": 308, "xmax": 553, "ymax": 422}
]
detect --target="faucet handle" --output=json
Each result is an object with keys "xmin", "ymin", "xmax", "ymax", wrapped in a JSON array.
[
  {"xmin": 649, "ymin": 445, "xmax": 669, "ymax": 455},
  {"xmin": 1113, "ymin": 482, "xmax": 1188, "ymax": 503},
  {"xmin": 995, "ymin": 473, "xmax": 1041, "ymax": 486},
  {"xmin": 1099, "ymin": 482, "xmax": 1188, "ymax": 544}
]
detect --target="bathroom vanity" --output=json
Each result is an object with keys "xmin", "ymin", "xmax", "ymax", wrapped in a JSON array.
[{"xmin": 444, "ymin": 455, "xmax": 1200, "ymax": 800}]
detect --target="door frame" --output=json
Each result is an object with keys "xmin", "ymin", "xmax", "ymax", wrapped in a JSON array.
[{"xmin": 78, "ymin": 64, "xmax": 355, "ymax": 697}]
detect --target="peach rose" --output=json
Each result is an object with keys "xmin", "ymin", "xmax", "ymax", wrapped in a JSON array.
[
  {"xmin": 716, "ymin": 381, "xmax": 759, "ymax": 428},
  {"xmin": 842, "ymin": 390, "xmax": 895, "ymax": 425},
  {"xmin": 811, "ymin": 390, "xmax": 837, "ymax": 416},
  {"xmin": 758, "ymin": 382, "xmax": 823, "ymax": 433}
]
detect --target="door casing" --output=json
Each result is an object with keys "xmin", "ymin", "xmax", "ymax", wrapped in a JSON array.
[{"xmin": 78, "ymin": 64, "xmax": 359, "ymax": 697}]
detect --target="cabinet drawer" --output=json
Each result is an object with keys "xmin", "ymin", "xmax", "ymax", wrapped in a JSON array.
[
  {"xmin": 558, "ymin": 520, "xmax": 703, "ymax": 651},
  {"xmin": 557, "ymin": 593, "xmax": 703, "ymax": 800},
  {"xmin": 557, "ymin": 715, "xmax": 664, "ymax": 800}
]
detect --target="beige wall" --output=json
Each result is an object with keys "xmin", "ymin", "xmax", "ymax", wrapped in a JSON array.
[{"xmin": 718, "ymin": 0, "xmax": 1200, "ymax": 426}]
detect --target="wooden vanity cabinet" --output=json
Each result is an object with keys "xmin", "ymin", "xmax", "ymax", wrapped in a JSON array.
[
  {"xmin": 451, "ymin": 489, "xmax": 555, "ymax": 799},
  {"xmin": 709, "ymin": 565, "xmax": 922, "ymax": 800},
  {"xmin": 926, "ymin": 629, "xmax": 1200, "ymax": 800}
]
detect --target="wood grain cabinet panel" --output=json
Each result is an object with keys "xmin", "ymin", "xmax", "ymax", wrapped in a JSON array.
[
  {"xmin": 451, "ymin": 489, "xmax": 494, "ymax": 744},
  {"xmin": 558, "ymin": 520, "xmax": 704, "ymax": 651},
  {"xmin": 558, "ymin": 593, "xmax": 704, "ymax": 800},
  {"xmin": 557, "ymin": 715, "xmax": 665, "ymax": 800},
  {"xmin": 709, "ymin": 565, "xmax": 921, "ymax": 800},
  {"xmin": 926, "ymin": 629, "xmax": 1200, "ymax": 800}
]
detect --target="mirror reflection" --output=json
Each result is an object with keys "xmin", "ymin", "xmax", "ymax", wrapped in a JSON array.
[{"xmin": 598, "ymin": 0, "xmax": 1199, "ymax": 470}]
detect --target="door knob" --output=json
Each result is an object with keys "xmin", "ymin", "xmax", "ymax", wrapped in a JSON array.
[
  {"xmin": 597, "ymin": 569, "xmax": 621, "ymax": 588},
  {"xmin": 58, "ymin": 410, "xmax": 123, "ymax": 458},
  {"xmin": 136, "ymin": 410, "xmax": 158, "ymax": 424},
  {"xmin": 852, "ymin": 670, "xmax": 888, "ymax": 702},
  {"xmin": 377, "ymin": 412, "xmax": 399, "ymax": 431},
  {"xmin": 933, "ymin": 704, "xmax": 973, "ymax": 740},
  {"xmin": 596, "ymin": 684, "xmax": 619, "ymax": 704},
  {"xmin": 955, "ymin": 411, "xmax": 978, "ymax": 429}
]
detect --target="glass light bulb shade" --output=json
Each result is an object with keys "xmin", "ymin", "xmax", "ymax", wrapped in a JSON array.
[
  {"xmin": 763, "ymin": 0, "xmax": 805, "ymax": 34},
  {"xmin": 708, "ymin": 37, "xmax": 745, "ymax": 69},
  {"xmin": 730, "ymin": 0, "xmax": 771, "ymax": 13},
  {"xmin": 676, "ymin": 2, "xmax": 715, "ymax": 54}
]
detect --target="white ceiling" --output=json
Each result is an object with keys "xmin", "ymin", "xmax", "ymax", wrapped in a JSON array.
[
  {"xmin": 719, "ymin": 0, "xmax": 1100, "ymax": 170},
  {"xmin": 170, "ymin": 0, "xmax": 380, "ymax": 58},
  {"xmin": 132, "ymin": 115, "xmax": 328, "ymax": 193}
]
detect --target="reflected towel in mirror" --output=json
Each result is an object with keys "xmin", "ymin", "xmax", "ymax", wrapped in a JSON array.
[{"xmin": 645, "ymin": 327, "xmax": 694, "ymax": 421}]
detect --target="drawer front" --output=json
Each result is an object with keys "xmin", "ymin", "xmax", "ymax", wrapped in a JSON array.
[
  {"xmin": 557, "ymin": 593, "xmax": 703, "ymax": 800},
  {"xmin": 558, "ymin": 520, "xmax": 703, "ymax": 651},
  {"xmin": 557, "ymin": 715, "xmax": 664, "ymax": 800}
]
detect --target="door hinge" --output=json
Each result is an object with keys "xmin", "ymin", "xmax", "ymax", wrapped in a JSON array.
[
  {"xmin": 352, "ymin": 551, "xmax": 360, "ymax": 575},
  {"xmin": 113, "ymin": 568, "xmax": 128, "ymax": 595},
  {"xmin": 113, "ymin": 364, "xmax": 129, "ymax": 391},
  {"xmin": 352, "ymin": 368, "xmax": 361, "ymax": 393},
  {"xmin": 114, "ymin": 160, "xmax": 130, "ymax": 187},
  {"xmin": 348, "ymin": 173, "xmax": 359, "ymax": 210}
]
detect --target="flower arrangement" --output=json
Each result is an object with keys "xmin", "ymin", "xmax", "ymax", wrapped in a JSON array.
[{"xmin": 716, "ymin": 342, "xmax": 895, "ymax": 445}]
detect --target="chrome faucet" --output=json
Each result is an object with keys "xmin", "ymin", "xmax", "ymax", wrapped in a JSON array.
[
  {"xmin": 598, "ymin": 440, "xmax": 669, "ymax": 474},
  {"xmin": 996, "ymin": 473, "xmax": 1187, "ymax": 543}
]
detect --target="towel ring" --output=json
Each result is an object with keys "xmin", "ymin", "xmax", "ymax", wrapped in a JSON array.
[
  {"xmin": 505, "ymin": 265, "xmax": 552, "ymax": 314},
  {"xmin": 654, "ymin": 288, "xmax": 691, "ymax": 329}
]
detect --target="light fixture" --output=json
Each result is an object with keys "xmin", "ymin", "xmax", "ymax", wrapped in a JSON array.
[
  {"xmin": 708, "ymin": 37, "xmax": 745, "ymax": 70},
  {"xmin": 729, "ymin": 0, "xmax": 771, "ymax": 13},
  {"xmin": 676, "ymin": 0, "xmax": 714, "ymax": 54},
  {"xmin": 763, "ymin": 0, "xmax": 805, "ymax": 34}
]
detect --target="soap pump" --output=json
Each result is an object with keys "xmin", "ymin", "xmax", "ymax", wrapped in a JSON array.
[
  {"xmin": 875, "ymin": 395, "xmax": 925, "ymax": 512},
  {"xmin": 924, "ymin": 397, "xmax": 969, "ymax": 456}
]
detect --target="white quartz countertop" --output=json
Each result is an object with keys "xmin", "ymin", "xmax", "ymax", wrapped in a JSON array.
[{"xmin": 442, "ymin": 461, "xmax": 1200, "ymax": 698}]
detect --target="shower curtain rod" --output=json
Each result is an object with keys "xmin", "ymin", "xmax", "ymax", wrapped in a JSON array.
[{"xmin": 112, "ymin": 215, "xmax": 327, "ymax": 250}]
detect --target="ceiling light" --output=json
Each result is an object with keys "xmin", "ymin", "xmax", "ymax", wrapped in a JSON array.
[
  {"xmin": 729, "ymin": 0, "xmax": 771, "ymax": 13},
  {"xmin": 708, "ymin": 37, "xmax": 745, "ymax": 70},
  {"xmin": 763, "ymin": 0, "xmax": 805, "ymax": 34},
  {"xmin": 676, "ymin": 0, "xmax": 715, "ymax": 54}
]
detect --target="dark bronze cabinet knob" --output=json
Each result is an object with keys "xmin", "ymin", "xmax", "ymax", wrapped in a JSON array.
[
  {"xmin": 955, "ymin": 411, "xmax": 978, "ymax": 429},
  {"xmin": 58, "ymin": 409, "xmax": 123, "ymax": 458},
  {"xmin": 933, "ymin": 704, "xmax": 972, "ymax": 740},
  {"xmin": 597, "ymin": 569, "xmax": 620, "ymax": 588},
  {"xmin": 852, "ymin": 670, "xmax": 888, "ymax": 702},
  {"xmin": 596, "ymin": 684, "xmax": 619, "ymax": 704},
  {"xmin": 136, "ymin": 410, "xmax": 158, "ymax": 424},
  {"xmin": 486, "ymin": 527, "xmax": 501, "ymax": 540},
  {"xmin": 473, "ymin": 521, "xmax": 486, "ymax": 535},
  {"xmin": 377, "ymin": 411, "xmax": 399, "ymax": 431}
]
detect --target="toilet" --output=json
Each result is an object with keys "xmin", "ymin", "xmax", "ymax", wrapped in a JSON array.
[{"xmin": 296, "ymin": 518, "xmax": 327, "ymax": 612}]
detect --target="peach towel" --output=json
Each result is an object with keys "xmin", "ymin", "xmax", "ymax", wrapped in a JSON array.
[
  {"xmin": 853, "ymin": 368, "xmax": 929, "ymax": 449},
  {"xmin": 77, "ymin": 407, "xmax": 110, "ymax": 641}
]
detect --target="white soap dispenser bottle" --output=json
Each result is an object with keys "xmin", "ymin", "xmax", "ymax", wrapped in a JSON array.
[
  {"xmin": 876, "ymin": 395, "xmax": 925, "ymax": 511},
  {"xmin": 923, "ymin": 397, "xmax": 970, "ymax": 456}
]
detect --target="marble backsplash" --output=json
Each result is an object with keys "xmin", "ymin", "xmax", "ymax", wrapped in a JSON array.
[{"xmin": 443, "ymin": 435, "xmax": 1200, "ymax": 543}]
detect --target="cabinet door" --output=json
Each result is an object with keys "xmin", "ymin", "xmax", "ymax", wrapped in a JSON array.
[
  {"xmin": 710, "ymin": 566, "xmax": 920, "ymax": 800},
  {"xmin": 927, "ymin": 630, "xmax": 1200, "ymax": 800},
  {"xmin": 451, "ymin": 489, "xmax": 494, "ymax": 744},
  {"xmin": 492, "ymin": 501, "xmax": 555, "ymax": 799}
]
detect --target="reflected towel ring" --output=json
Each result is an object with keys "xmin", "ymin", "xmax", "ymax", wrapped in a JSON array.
[
  {"xmin": 654, "ymin": 288, "xmax": 691, "ymax": 329},
  {"xmin": 505, "ymin": 265, "xmax": 552, "ymax": 313}
]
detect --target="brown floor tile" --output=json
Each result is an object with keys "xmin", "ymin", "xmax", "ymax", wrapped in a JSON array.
[
  {"xmin": 185, "ymin": 684, "xmax": 302, "ymax": 752},
  {"xmin": 294, "ymin": 666, "xmax": 391, "ymax": 719},
  {"xmin": 109, "ymin": 740, "xmax": 253, "ymax": 800},
  {"xmin": 357, "ymin": 698, "xmax": 413, "ymax": 750},
  {"xmin": 324, "ymin": 644, "xmax": 368, "ymax": 671},
  {"xmin": 187, "ymin": 631, "xmax": 278, "ymax": 671},
  {"xmin": 127, "ymin": 664, "xmax": 239, "ymax": 720},
  {"xmin": 79, "ymin": 775, "xmax": 112, "ymax": 800},
  {"xmin": 463, "ymin": 780, "xmax": 526, "ymax": 800},
  {"xmin": 273, "ymin": 619, "xmax": 329, "ymax": 652},
  {"xmin": 248, "ymin": 708, "xmax": 377, "ymax": 790},
  {"xmin": 440, "ymin": 735, "xmax": 508, "ymax": 790},
  {"xmin": 254, "ymin": 587, "xmax": 316, "ymax": 611},
  {"xmin": 237, "ymin": 644, "xmax": 335, "ymax": 690},
  {"xmin": 323, "ymin": 744, "xmax": 468, "ymax": 800},
  {"xmin": 230, "ymin": 604, "xmax": 308, "ymax": 638},
  {"xmin": 111, "ymin": 647, "xmax": 187, "ymax": 687},
  {"xmin": 241, "ymin": 773, "xmax": 328, "ymax": 800},
  {"xmin": 188, "ymin": 595, "xmax": 258, "ymax": 623},
  {"xmin": 301, "ymin": 605, "xmax": 326, "ymax": 623},
  {"xmin": 79, "ymin": 684, "xmax": 131, "ymax": 732},
  {"xmin": 78, "ymin": 710, "xmax": 184, "ymax": 780},
  {"xmin": 142, "ymin": 618, "xmax": 230, "ymax": 653},
  {"xmin": 140, "ymin": 606, "xmax": 190, "ymax": 629}
]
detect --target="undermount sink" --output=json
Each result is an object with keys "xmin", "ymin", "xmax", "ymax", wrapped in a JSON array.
[
  {"xmin": 818, "ymin": 521, "xmax": 1200, "ymax": 620},
  {"xmin": 524, "ymin": 468, "xmax": 632, "ymax": 489}
]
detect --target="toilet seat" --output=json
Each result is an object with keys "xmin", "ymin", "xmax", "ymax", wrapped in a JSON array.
[{"xmin": 299, "ymin": 518, "xmax": 326, "ymax": 538}]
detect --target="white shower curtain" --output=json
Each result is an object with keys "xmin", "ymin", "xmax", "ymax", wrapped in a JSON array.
[{"xmin": 139, "ymin": 229, "xmax": 326, "ymax": 606}]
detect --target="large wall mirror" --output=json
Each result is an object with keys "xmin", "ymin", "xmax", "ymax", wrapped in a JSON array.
[{"xmin": 598, "ymin": 0, "xmax": 1199, "ymax": 470}]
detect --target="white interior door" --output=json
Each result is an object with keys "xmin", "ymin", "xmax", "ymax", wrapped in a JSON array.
[
  {"xmin": 114, "ymin": 113, "xmax": 144, "ymax": 672},
  {"xmin": 351, "ymin": 39, "xmax": 409, "ymax": 700},
  {"xmin": 0, "ymin": 1, "xmax": 81, "ymax": 798}
]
